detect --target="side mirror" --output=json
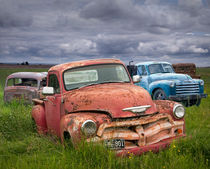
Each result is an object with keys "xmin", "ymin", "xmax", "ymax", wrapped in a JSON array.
[
  {"xmin": 42, "ymin": 87, "xmax": 54, "ymax": 95},
  {"xmin": 133, "ymin": 75, "xmax": 141, "ymax": 83}
]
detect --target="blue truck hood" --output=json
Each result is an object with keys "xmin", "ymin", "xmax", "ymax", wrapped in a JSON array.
[{"xmin": 149, "ymin": 73, "xmax": 192, "ymax": 82}]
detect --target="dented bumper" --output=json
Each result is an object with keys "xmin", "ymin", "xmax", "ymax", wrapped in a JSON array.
[
  {"xmin": 169, "ymin": 93, "xmax": 207, "ymax": 101},
  {"xmin": 116, "ymin": 134, "xmax": 185, "ymax": 156}
]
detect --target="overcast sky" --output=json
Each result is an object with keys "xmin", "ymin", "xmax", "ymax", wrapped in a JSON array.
[{"xmin": 0, "ymin": 0, "xmax": 210, "ymax": 66}]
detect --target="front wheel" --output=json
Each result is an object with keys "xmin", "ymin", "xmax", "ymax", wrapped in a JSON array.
[
  {"xmin": 183, "ymin": 99, "xmax": 201, "ymax": 107},
  {"xmin": 153, "ymin": 89, "xmax": 167, "ymax": 100}
]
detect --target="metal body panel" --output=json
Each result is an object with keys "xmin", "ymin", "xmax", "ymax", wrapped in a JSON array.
[
  {"xmin": 6, "ymin": 72, "xmax": 47, "ymax": 81},
  {"xmin": 4, "ymin": 86, "xmax": 39, "ymax": 104},
  {"xmin": 31, "ymin": 105, "xmax": 47, "ymax": 134},
  {"xmin": 116, "ymin": 135, "xmax": 185, "ymax": 156},
  {"xmin": 64, "ymin": 83, "xmax": 157, "ymax": 119}
]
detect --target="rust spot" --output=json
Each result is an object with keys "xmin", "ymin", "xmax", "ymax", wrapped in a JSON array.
[
  {"xmin": 172, "ymin": 63, "xmax": 201, "ymax": 78},
  {"xmin": 67, "ymin": 119, "xmax": 74, "ymax": 126}
]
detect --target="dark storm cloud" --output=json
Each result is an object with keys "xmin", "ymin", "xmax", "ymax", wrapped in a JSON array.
[
  {"xmin": 0, "ymin": 0, "xmax": 32, "ymax": 27},
  {"xmin": 80, "ymin": 0, "xmax": 136, "ymax": 21},
  {"xmin": 0, "ymin": 0, "xmax": 210, "ymax": 66}
]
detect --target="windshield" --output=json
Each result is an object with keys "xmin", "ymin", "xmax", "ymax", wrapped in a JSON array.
[
  {"xmin": 162, "ymin": 64, "xmax": 174, "ymax": 73},
  {"xmin": 148, "ymin": 64, "xmax": 174, "ymax": 74},
  {"xmin": 63, "ymin": 64, "xmax": 130, "ymax": 90},
  {"xmin": 7, "ymin": 78, "xmax": 38, "ymax": 87}
]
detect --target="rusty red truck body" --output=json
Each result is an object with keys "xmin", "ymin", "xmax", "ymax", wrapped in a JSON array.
[
  {"xmin": 31, "ymin": 59, "xmax": 185, "ymax": 156},
  {"xmin": 4, "ymin": 72, "xmax": 47, "ymax": 104}
]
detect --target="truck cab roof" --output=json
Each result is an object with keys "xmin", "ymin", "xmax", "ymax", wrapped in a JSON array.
[
  {"xmin": 49, "ymin": 59, "xmax": 124, "ymax": 72},
  {"xmin": 136, "ymin": 61, "xmax": 171, "ymax": 66}
]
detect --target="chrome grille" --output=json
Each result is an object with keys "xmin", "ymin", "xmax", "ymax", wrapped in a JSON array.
[{"xmin": 176, "ymin": 83, "xmax": 199, "ymax": 95}]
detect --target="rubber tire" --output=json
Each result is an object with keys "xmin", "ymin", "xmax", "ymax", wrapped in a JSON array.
[
  {"xmin": 183, "ymin": 99, "xmax": 201, "ymax": 107},
  {"xmin": 153, "ymin": 89, "xmax": 167, "ymax": 100}
]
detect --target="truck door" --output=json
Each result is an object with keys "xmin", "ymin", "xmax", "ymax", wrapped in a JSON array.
[
  {"xmin": 44, "ymin": 72, "xmax": 62, "ymax": 137},
  {"xmin": 137, "ymin": 65, "xmax": 149, "ymax": 90}
]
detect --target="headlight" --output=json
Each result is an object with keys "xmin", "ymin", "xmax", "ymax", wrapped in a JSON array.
[
  {"xmin": 173, "ymin": 104, "xmax": 185, "ymax": 119},
  {"xmin": 81, "ymin": 120, "xmax": 97, "ymax": 136},
  {"xmin": 200, "ymin": 80, "xmax": 204, "ymax": 85},
  {"xmin": 170, "ymin": 81, "xmax": 175, "ymax": 87}
]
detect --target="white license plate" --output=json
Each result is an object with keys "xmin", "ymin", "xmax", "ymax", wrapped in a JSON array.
[{"xmin": 104, "ymin": 139, "xmax": 125, "ymax": 149}]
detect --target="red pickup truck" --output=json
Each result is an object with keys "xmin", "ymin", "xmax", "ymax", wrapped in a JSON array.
[{"xmin": 31, "ymin": 59, "xmax": 185, "ymax": 156}]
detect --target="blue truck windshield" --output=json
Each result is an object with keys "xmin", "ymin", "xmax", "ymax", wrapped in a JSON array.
[{"xmin": 149, "ymin": 64, "xmax": 174, "ymax": 74}]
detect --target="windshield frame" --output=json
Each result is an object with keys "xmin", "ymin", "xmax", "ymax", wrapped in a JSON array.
[
  {"xmin": 7, "ymin": 77, "xmax": 38, "ymax": 87},
  {"xmin": 63, "ymin": 63, "xmax": 131, "ymax": 91},
  {"xmin": 148, "ymin": 63, "xmax": 174, "ymax": 74}
]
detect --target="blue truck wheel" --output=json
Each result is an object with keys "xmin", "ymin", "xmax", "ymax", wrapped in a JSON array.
[{"xmin": 153, "ymin": 89, "xmax": 167, "ymax": 100}]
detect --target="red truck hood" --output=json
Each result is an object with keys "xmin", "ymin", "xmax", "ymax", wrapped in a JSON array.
[{"xmin": 64, "ymin": 83, "xmax": 157, "ymax": 119}]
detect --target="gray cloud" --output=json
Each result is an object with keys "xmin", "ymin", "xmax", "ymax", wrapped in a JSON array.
[
  {"xmin": 0, "ymin": 0, "xmax": 32, "ymax": 27},
  {"xmin": 0, "ymin": 0, "xmax": 210, "ymax": 66},
  {"xmin": 80, "ymin": 0, "xmax": 136, "ymax": 21}
]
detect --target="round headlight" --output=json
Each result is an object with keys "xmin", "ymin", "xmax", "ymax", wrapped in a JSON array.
[
  {"xmin": 200, "ymin": 80, "xmax": 204, "ymax": 86},
  {"xmin": 81, "ymin": 120, "xmax": 97, "ymax": 137},
  {"xmin": 173, "ymin": 104, "xmax": 185, "ymax": 119},
  {"xmin": 170, "ymin": 81, "xmax": 175, "ymax": 88}
]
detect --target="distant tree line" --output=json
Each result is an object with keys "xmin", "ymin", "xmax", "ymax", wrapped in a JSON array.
[{"xmin": 17, "ymin": 61, "xmax": 29, "ymax": 65}]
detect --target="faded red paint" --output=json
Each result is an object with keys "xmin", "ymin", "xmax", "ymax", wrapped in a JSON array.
[
  {"xmin": 4, "ymin": 72, "xmax": 47, "ymax": 104},
  {"xmin": 31, "ymin": 59, "xmax": 185, "ymax": 156},
  {"xmin": 49, "ymin": 59, "xmax": 124, "ymax": 73},
  {"xmin": 31, "ymin": 105, "xmax": 47, "ymax": 134},
  {"xmin": 64, "ymin": 83, "xmax": 157, "ymax": 119}
]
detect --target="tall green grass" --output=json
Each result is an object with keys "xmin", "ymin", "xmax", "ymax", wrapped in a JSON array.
[{"xmin": 0, "ymin": 68, "xmax": 209, "ymax": 169}]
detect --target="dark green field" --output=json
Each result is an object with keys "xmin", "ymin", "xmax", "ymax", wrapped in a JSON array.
[{"xmin": 0, "ymin": 67, "xmax": 209, "ymax": 169}]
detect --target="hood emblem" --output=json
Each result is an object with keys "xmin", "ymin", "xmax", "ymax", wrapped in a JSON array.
[{"xmin": 122, "ymin": 105, "xmax": 151, "ymax": 114}]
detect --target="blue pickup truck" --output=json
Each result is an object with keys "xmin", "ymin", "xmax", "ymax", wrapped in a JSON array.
[{"xmin": 127, "ymin": 61, "xmax": 207, "ymax": 107}]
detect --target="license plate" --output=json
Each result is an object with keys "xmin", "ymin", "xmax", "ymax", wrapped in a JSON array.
[{"xmin": 104, "ymin": 139, "xmax": 125, "ymax": 149}]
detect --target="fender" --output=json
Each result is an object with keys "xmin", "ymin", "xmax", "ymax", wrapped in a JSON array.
[
  {"xmin": 60, "ymin": 112, "xmax": 110, "ymax": 144},
  {"xmin": 154, "ymin": 100, "xmax": 184, "ymax": 122},
  {"xmin": 31, "ymin": 104, "xmax": 47, "ymax": 134},
  {"xmin": 149, "ymin": 80, "xmax": 173, "ymax": 97},
  {"xmin": 154, "ymin": 100, "xmax": 186, "ymax": 133}
]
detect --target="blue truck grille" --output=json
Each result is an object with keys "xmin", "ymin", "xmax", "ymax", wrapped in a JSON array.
[{"xmin": 176, "ymin": 83, "xmax": 199, "ymax": 95}]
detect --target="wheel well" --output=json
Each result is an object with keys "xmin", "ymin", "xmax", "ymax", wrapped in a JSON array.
[
  {"xmin": 63, "ymin": 131, "xmax": 71, "ymax": 140},
  {"xmin": 152, "ymin": 88, "xmax": 161, "ymax": 96},
  {"xmin": 63, "ymin": 131, "xmax": 73, "ymax": 147}
]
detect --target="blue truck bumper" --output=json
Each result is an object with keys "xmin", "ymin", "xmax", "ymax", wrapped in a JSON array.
[{"xmin": 169, "ymin": 93, "xmax": 207, "ymax": 101}]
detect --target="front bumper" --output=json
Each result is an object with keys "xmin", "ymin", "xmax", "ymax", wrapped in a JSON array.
[
  {"xmin": 169, "ymin": 93, "xmax": 207, "ymax": 102},
  {"xmin": 116, "ymin": 134, "xmax": 185, "ymax": 156}
]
